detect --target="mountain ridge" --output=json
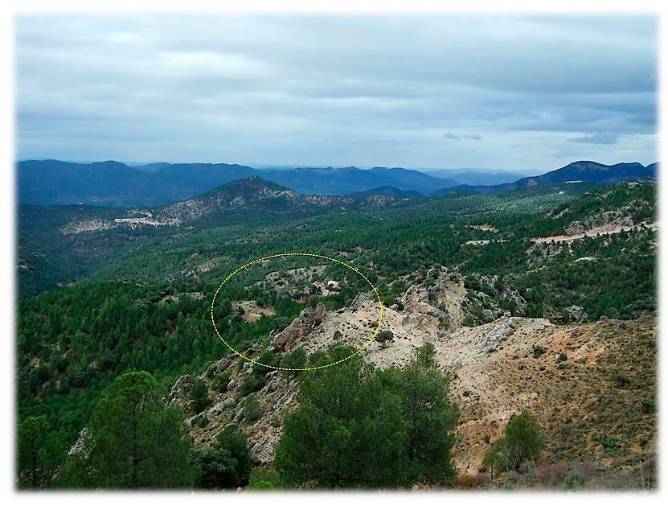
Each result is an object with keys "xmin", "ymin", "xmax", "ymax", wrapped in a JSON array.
[
  {"xmin": 17, "ymin": 158, "xmax": 658, "ymax": 206},
  {"xmin": 431, "ymin": 160, "xmax": 657, "ymax": 196}
]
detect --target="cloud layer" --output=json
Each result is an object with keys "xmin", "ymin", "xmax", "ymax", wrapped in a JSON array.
[{"xmin": 16, "ymin": 14, "xmax": 657, "ymax": 170}]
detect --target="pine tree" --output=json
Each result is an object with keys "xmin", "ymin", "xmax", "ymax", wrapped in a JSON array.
[
  {"xmin": 189, "ymin": 379, "xmax": 209, "ymax": 413},
  {"xmin": 275, "ymin": 346, "xmax": 408, "ymax": 488},
  {"xmin": 18, "ymin": 415, "xmax": 49, "ymax": 488},
  {"xmin": 61, "ymin": 371, "xmax": 194, "ymax": 489},
  {"xmin": 378, "ymin": 344, "xmax": 458, "ymax": 484},
  {"xmin": 194, "ymin": 424, "xmax": 252, "ymax": 488}
]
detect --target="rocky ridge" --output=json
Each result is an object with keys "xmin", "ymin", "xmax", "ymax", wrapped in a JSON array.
[
  {"xmin": 58, "ymin": 177, "xmax": 413, "ymax": 235},
  {"xmin": 167, "ymin": 271, "xmax": 656, "ymax": 485}
]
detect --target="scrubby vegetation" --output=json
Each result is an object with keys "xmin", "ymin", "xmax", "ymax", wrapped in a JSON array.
[
  {"xmin": 15, "ymin": 181, "xmax": 657, "ymax": 490},
  {"xmin": 56, "ymin": 372, "xmax": 194, "ymax": 489},
  {"xmin": 483, "ymin": 410, "xmax": 544, "ymax": 478},
  {"xmin": 275, "ymin": 345, "xmax": 458, "ymax": 488}
]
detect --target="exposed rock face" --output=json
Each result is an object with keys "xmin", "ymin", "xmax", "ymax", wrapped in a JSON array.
[
  {"xmin": 443, "ymin": 315, "xmax": 655, "ymax": 478},
  {"xmin": 68, "ymin": 427, "xmax": 91, "ymax": 457},
  {"xmin": 564, "ymin": 204, "xmax": 649, "ymax": 236},
  {"xmin": 480, "ymin": 317, "xmax": 513, "ymax": 353},
  {"xmin": 567, "ymin": 305, "xmax": 588, "ymax": 323},
  {"xmin": 168, "ymin": 273, "xmax": 655, "ymax": 484},
  {"xmin": 156, "ymin": 199, "xmax": 209, "ymax": 225},
  {"xmin": 400, "ymin": 273, "xmax": 465, "ymax": 328},
  {"xmin": 167, "ymin": 374, "xmax": 196, "ymax": 404},
  {"xmin": 271, "ymin": 303, "xmax": 326, "ymax": 351},
  {"xmin": 272, "ymin": 320, "xmax": 304, "ymax": 351},
  {"xmin": 402, "ymin": 285, "xmax": 446, "ymax": 320},
  {"xmin": 501, "ymin": 287, "xmax": 528, "ymax": 314},
  {"xmin": 60, "ymin": 219, "xmax": 116, "ymax": 235},
  {"xmin": 167, "ymin": 351, "xmax": 300, "ymax": 466}
]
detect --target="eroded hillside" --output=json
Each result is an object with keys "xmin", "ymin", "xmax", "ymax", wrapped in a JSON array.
[{"xmin": 167, "ymin": 270, "xmax": 656, "ymax": 488}]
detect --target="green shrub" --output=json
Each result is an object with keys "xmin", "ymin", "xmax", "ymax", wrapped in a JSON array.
[
  {"xmin": 611, "ymin": 369, "xmax": 631, "ymax": 388},
  {"xmin": 273, "ymin": 317, "xmax": 291, "ymax": 331},
  {"xmin": 596, "ymin": 433, "xmax": 621, "ymax": 456},
  {"xmin": 242, "ymin": 395, "xmax": 262, "ymax": 423},
  {"xmin": 190, "ymin": 379, "xmax": 209, "ymax": 413},
  {"xmin": 211, "ymin": 372, "xmax": 231, "ymax": 392},
  {"xmin": 239, "ymin": 375, "xmax": 265, "ymax": 396},
  {"xmin": 375, "ymin": 330, "xmax": 394, "ymax": 348},
  {"xmin": 482, "ymin": 447, "xmax": 504, "ymax": 480},
  {"xmin": 563, "ymin": 475, "xmax": 582, "ymax": 490},
  {"xmin": 68, "ymin": 369, "xmax": 87, "ymax": 388},
  {"xmin": 416, "ymin": 342, "xmax": 437, "ymax": 368},
  {"xmin": 486, "ymin": 410, "xmax": 544, "ymax": 473},
  {"xmin": 464, "ymin": 276, "xmax": 481, "ymax": 291},
  {"xmin": 462, "ymin": 314, "xmax": 476, "ymax": 327},
  {"xmin": 193, "ymin": 424, "xmax": 251, "ymax": 489},
  {"xmin": 54, "ymin": 356, "xmax": 69, "ymax": 373},
  {"xmin": 247, "ymin": 469, "xmax": 283, "ymax": 490},
  {"xmin": 642, "ymin": 398, "xmax": 656, "ymax": 414},
  {"xmin": 281, "ymin": 347, "xmax": 307, "ymax": 377},
  {"xmin": 253, "ymin": 351, "xmax": 278, "ymax": 377}
]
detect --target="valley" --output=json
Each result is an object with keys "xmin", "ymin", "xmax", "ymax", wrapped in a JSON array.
[{"xmin": 16, "ymin": 163, "xmax": 657, "ymax": 490}]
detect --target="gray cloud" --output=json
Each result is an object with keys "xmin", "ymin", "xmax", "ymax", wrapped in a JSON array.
[
  {"xmin": 570, "ymin": 132, "xmax": 620, "ymax": 145},
  {"xmin": 15, "ymin": 14, "xmax": 657, "ymax": 169},
  {"xmin": 444, "ymin": 132, "xmax": 482, "ymax": 141}
]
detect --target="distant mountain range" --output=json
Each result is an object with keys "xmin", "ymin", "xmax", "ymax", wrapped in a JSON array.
[
  {"xmin": 18, "ymin": 160, "xmax": 454, "ymax": 206},
  {"xmin": 17, "ymin": 159, "xmax": 657, "ymax": 207},
  {"xmin": 154, "ymin": 177, "xmax": 422, "ymax": 226},
  {"xmin": 17, "ymin": 160, "xmax": 256, "ymax": 207},
  {"xmin": 262, "ymin": 166, "xmax": 459, "ymax": 195},
  {"xmin": 431, "ymin": 161, "xmax": 658, "ymax": 196},
  {"xmin": 425, "ymin": 169, "xmax": 532, "ymax": 186},
  {"xmin": 28, "ymin": 177, "xmax": 418, "ymax": 241}
]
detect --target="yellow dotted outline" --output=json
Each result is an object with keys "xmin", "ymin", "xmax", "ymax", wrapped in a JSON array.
[{"xmin": 209, "ymin": 252, "xmax": 385, "ymax": 371}]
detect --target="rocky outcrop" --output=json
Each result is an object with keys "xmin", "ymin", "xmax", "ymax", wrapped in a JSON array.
[
  {"xmin": 167, "ymin": 350, "xmax": 300, "ymax": 465},
  {"xmin": 68, "ymin": 427, "xmax": 91, "ymax": 457},
  {"xmin": 60, "ymin": 219, "xmax": 116, "ymax": 235},
  {"xmin": 167, "ymin": 374, "xmax": 197, "ymax": 404},
  {"xmin": 480, "ymin": 317, "xmax": 513, "ymax": 353},
  {"xmin": 271, "ymin": 303, "xmax": 326, "ymax": 351},
  {"xmin": 272, "ymin": 320, "xmax": 304, "ymax": 351},
  {"xmin": 399, "ymin": 270, "xmax": 466, "ymax": 330},
  {"xmin": 167, "ymin": 273, "xmax": 655, "ymax": 484},
  {"xmin": 566, "ymin": 305, "xmax": 587, "ymax": 323}
]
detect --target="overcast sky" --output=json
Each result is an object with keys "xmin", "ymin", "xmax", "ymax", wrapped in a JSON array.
[{"xmin": 16, "ymin": 15, "xmax": 657, "ymax": 171}]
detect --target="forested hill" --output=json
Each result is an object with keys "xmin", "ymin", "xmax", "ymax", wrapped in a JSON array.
[
  {"xmin": 16, "ymin": 180, "xmax": 657, "ymax": 490},
  {"xmin": 17, "ymin": 158, "xmax": 657, "ymax": 206},
  {"xmin": 17, "ymin": 160, "xmax": 257, "ymax": 207},
  {"xmin": 17, "ymin": 176, "xmax": 425, "ymax": 297},
  {"xmin": 431, "ymin": 161, "xmax": 657, "ymax": 196},
  {"xmin": 17, "ymin": 160, "xmax": 453, "ymax": 206}
]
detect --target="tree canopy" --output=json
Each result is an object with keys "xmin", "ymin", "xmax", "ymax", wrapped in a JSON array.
[
  {"xmin": 59, "ymin": 371, "xmax": 194, "ymax": 489},
  {"xmin": 275, "ymin": 345, "xmax": 458, "ymax": 488}
]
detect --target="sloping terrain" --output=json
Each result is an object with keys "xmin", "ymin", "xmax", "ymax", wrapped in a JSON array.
[
  {"xmin": 432, "ymin": 161, "xmax": 657, "ymax": 196},
  {"xmin": 17, "ymin": 177, "xmax": 657, "ymax": 490},
  {"xmin": 167, "ymin": 270, "xmax": 656, "ymax": 488},
  {"xmin": 16, "ymin": 178, "xmax": 417, "ymax": 295},
  {"xmin": 18, "ymin": 159, "xmax": 657, "ymax": 206},
  {"xmin": 47, "ymin": 177, "xmax": 417, "ymax": 233},
  {"xmin": 17, "ymin": 160, "xmax": 454, "ymax": 205}
]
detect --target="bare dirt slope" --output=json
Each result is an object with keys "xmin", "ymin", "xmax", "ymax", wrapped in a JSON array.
[{"xmin": 168, "ymin": 274, "xmax": 656, "ymax": 485}]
